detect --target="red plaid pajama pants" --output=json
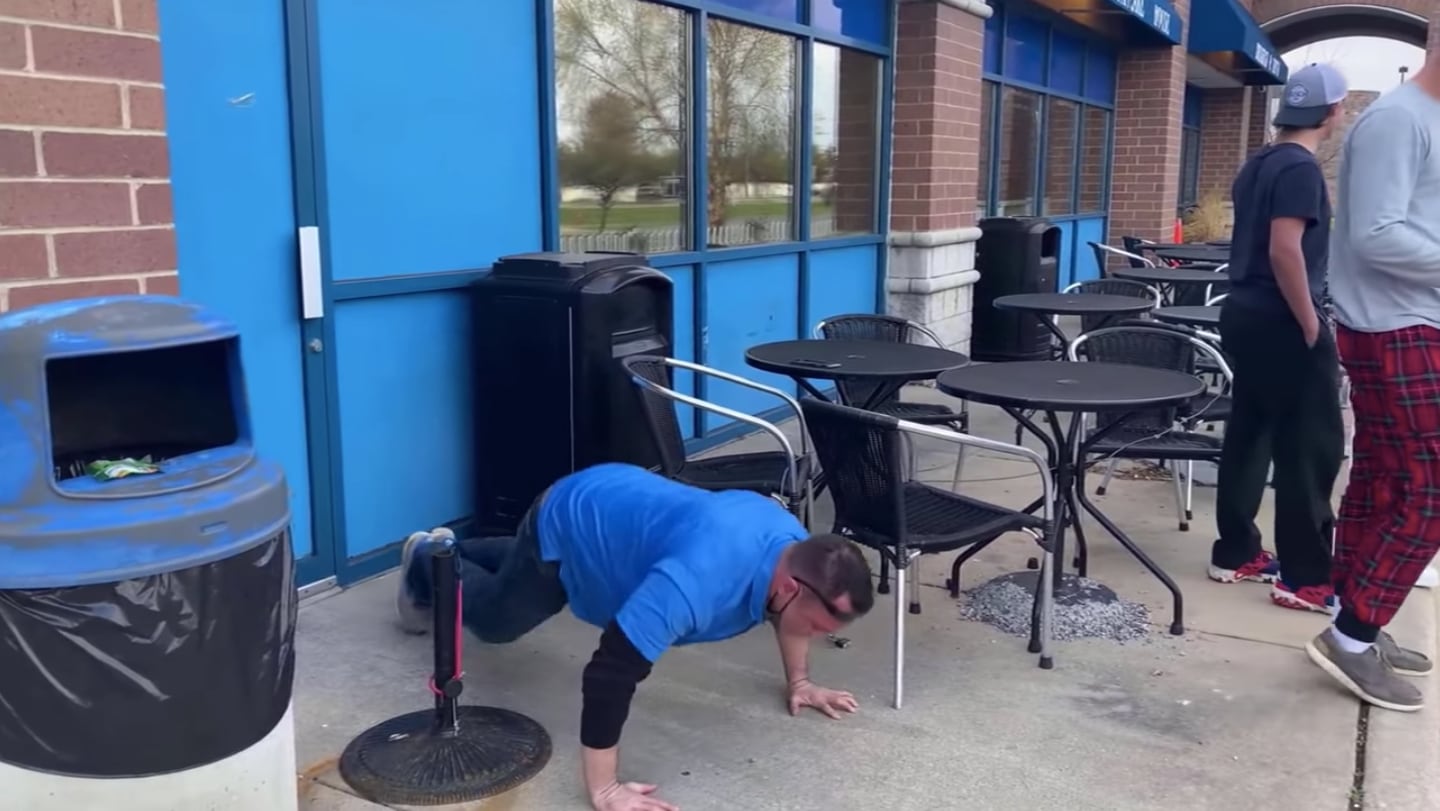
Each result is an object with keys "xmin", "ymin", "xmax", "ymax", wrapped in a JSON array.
[{"xmin": 1334, "ymin": 324, "xmax": 1440, "ymax": 629}]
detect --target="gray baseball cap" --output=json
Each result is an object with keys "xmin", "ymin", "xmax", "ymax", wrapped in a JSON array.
[{"xmin": 1273, "ymin": 63, "xmax": 1349, "ymax": 128}]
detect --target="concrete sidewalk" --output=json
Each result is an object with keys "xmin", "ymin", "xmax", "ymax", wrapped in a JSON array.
[{"xmin": 294, "ymin": 390, "xmax": 1440, "ymax": 810}]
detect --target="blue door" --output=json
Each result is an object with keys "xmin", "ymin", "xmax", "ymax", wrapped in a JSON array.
[
  {"xmin": 159, "ymin": 0, "xmax": 332, "ymax": 584},
  {"xmin": 293, "ymin": 0, "xmax": 547, "ymax": 581}
]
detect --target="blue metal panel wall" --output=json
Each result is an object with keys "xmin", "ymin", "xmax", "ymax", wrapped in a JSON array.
[
  {"xmin": 1074, "ymin": 217, "xmax": 1107, "ymax": 282},
  {"xmin": 661, "ymin": 265, "xmax": 699, "ymax": 440},
  {"xmin": 700, "ymin": 254, "xmax": 801, "ymax": 432},
  {"xmin": 314, "ymin": 0, "xmax": 543, "ymax": 280},
  {"xmin": 805, "ymin": 245, "xmax": 883, "ymax": 328},
  {"xmin": 332, "ymin": 293, "xmax": 474, "ymax": 557}
]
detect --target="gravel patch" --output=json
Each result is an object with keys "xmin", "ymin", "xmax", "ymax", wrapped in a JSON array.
[{"xmin": 958, "ymin": 572, "xmax": 1152, "ymax": 643}]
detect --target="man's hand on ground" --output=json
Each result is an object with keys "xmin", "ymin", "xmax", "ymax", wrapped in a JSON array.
[
  {"xmin": 786, "ymin": 679, "xmax": 859, "ymax": 719},
  {"xmin": 590, "ymin": 780, "xmax": 679, "ymax": 811}
]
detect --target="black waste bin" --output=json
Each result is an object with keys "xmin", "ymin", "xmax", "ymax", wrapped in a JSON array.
[
  {"xmin": 970, "ymin": 217, "xmax": 1061, "ymax": 362},
  {"xmin": 471, "ymin": 251, "xmax": 673, "ymax": 532},
  {"xmin": 0, "ymin": 295, "xmax": 296, "ymax": 800}
]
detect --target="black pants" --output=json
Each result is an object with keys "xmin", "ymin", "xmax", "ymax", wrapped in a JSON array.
[
  {"xmin": 405, "ymin": 493, "xmax": 569, "ymax": 643},
  {"xmin": 1212, "ymin": 299, "xmax": 1344, "ymax": 587}
]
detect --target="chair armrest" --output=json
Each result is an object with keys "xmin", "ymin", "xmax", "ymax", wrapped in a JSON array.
[
  {"xmin": 661, "ymin": 357, "xmax": 810, "ymax": 457},
  {"xmin": 894, "ymin": 419, "xmax": 1055, "ymax": 531},
  {"xmin": 628, "ymin": 370, "xmax": 800, "ymax": 492}
]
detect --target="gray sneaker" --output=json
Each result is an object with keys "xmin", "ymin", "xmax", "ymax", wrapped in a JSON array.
[
  {"xmin": 1377, "ymin": 631, "xmax": 1433, "ymax": 676},
  {"xmin": 1306, "ymin": 629, "xmax": 1424, "ymax": 712},
  {"xmin": 395, "ymin": 531, "xmax": 435, "ymax": 635}
]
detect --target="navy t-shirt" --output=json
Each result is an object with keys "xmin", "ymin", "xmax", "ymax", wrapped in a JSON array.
[
  {"xmin": 536, "ymin": 463, "xmax": 807, "ymax": 663},
  {"xmin": 1227, "ymin": 142, "xmax": 1332, "ymax": 311}
]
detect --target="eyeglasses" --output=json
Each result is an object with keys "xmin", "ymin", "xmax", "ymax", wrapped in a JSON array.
[{"xmin": 780, "ymin": 575, "xmax": 856, "ymax": 623}]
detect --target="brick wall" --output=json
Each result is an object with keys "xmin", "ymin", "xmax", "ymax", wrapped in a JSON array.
[
  {"xmin": 1196, "ymin": 88, "xmax": 1245, "ymax": 199},
  {"xmin": 889, "ymin": 0, "xmax": 984, "ymax": 233},
  {"xmin": 1317, "ymin": 89, "xmax": 1379, "ymax": 200},
  {"xmin": 1246, "ymin": 86, "xmax": 1269, "ymax": 157},
  {"xmin": 0, "ymin": 0, "xmax": 175, "ymax": 314},
  {"xmin": 1107, "ymin": 0, "xmax": 1190, "ymax": 254}
]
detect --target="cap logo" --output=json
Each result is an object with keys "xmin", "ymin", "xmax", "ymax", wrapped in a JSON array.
[{"xmin": 1287, "ymin": 84, "xmax": 1309, "ymax": 105}]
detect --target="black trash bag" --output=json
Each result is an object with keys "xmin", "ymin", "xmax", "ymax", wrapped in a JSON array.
[{"xmin": 0, "ymin": 531, "xmax": 296, "ymax": 778}]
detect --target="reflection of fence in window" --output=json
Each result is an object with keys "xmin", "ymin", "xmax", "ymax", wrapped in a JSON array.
[{"xmin": 560, "ymin": 215, "xmax": 836, "ymax": 252}]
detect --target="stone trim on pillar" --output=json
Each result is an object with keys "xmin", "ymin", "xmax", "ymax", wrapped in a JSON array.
[{"xmin": 887, "ymin": 0, "xmax": 989, "ymax": 351}]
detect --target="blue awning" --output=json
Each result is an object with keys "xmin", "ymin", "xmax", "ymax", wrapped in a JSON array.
[
  {"xmin": 1189, "ymin": 0, "xmax": 1288, "ymax": 85},
  {"xmin": 1103, "ymin": 0, "xmax": 1182, "ymax": 45},
  {"xmin": 1029, "ymin": 0, "xmax": 1183, "ymax": 47}
]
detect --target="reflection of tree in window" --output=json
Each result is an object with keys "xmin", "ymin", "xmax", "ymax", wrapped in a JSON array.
[
  {"xmin": 554, "ymin": 0, "xmax": 689, "ymax": 250},
  {"xmin": 706, "ymin": 18, "xmax": 795, "ymax": 244}
]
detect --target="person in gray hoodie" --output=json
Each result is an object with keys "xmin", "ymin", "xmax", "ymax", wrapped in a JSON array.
[{"xmin": 1312, "ymin": 46, "xmax": 1440, "ymax": 713}]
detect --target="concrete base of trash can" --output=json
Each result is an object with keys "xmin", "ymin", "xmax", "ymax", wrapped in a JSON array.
[{"xmin": 2, "ymin": 703, "xmax": 298, "ymax": 811}]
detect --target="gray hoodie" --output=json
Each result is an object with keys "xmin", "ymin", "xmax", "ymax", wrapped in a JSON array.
[{"xmin": 1329, "ymin": 81, "xmax": 1440, "ymax": 332}]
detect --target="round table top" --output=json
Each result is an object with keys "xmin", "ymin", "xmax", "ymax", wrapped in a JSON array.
[
  {"xmin": 1154, "ymin": 245, "xmax": 1229, "ymax": 265},
  {"xmin": 1152, "ymin": 305, "xmax": 1221, "ymax": 327},
  {"xmin": 745, "ymin": 339, "xmax": 970, "ymax": 380},
  {"xmin": 936, "ymin": 361, "xmax": 1205, "ymax": 412},
  {"xmin": 1112, "ymin": 266, "xmax": 1229, "ymax": 286},
  {"xmin": 993, "ymin": 292, "xmax": 1154, "ymax": 316}
]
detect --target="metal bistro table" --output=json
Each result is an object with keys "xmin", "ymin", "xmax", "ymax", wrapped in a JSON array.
[
  {"xmin": 993, "ymin": 293, "xmax": 1155, "ymax": 353},
  {"xmin": 1154, "ymin": 245, "xmax": 1229, "ymax": 266},
  {"xmin": 1111, "ymin": 266, "xmax": 1227, "ymax": 306},
  {"xmin": 1152, "ymin": 305, "xmax": 1220, "ymax": 329},
  {"xmin": 937, "ymin": 361, "xmax": 1205, "ymax": 638},
  {"xmin": 744, "ymin": 339, "xmax": 970, "ymax": 410}
]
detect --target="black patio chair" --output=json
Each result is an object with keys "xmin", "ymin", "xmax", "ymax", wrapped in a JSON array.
[
  {"xmin": 622, "ymin": 355, "xmax": 816, "ymax": 525},
  {"xmin": 814, "ymin": 313, "xmax": 973, "ymax": 591},
  {"xmin": 800, "ymin": 398, "xmax": 1056, "ymax": 709},
  {"xmin": 1060, "ymin": 278, "xmax": 1163, "ymax": 333},
  {"xmin": 1120, "ymin": 236, "xmax": 1157, "ymax": 267},
  {"xmin": 1067, "ymin": 324, "xmax": 1230, "ymax": 533},
  {"xmin": 1088, "ymin": 241, "xmax": 1154, "ymax": 275},
  {"xmin": 1086, "ymin": 319, "xmax": 1234, "ymax": 525}
]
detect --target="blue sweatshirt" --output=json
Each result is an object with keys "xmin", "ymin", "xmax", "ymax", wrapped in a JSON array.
[{"xmin": 1329, "ymin": 81, "xmax": 1440, "ymax": 332}]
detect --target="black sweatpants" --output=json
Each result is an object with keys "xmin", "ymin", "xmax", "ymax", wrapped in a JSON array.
[{"xmin": 1211, "ymin": 298, "xmax": 1344, "ymax": 587}]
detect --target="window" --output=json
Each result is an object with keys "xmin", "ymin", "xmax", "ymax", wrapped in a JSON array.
[
  {"xmin": 1078, "ymin": 106, "xmax": 1110, "ymax": 213},
  {"xmin": 978, "ymin": 3, "xmax": 1116, "ymax": 221},
  {"xmin": 813, "ymin": 43, "xmax": 880, "ymax": 237},
  {"xmin": 1178, "ymin": 86, "xmax": 1203, "ymax": 210},
  {"xmin": 553, "ymin": 0, "xmax": 885, "ymax": 254},
  {"xmin": 1042, "ymin": 98, "xmax": 1079, "ymax": 216},
  {"xmin": 978, "ymin": 81, "xmax": 995, "ymax": 217},
  {"xmin": 997, "ymin": 87, "xmax": 1041, "ymax": 216},
  {"xmin": 707, "ymin": 18, "xmax": 796, "ymax": 246},
  {"xmin": 555, "ymin": 0, "xmax": 691, "ymax": 253}
]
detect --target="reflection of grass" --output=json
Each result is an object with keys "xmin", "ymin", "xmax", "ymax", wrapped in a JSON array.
[{"xmin": 560, "ymin": 199, "xmax": 827, "ymax": 230}]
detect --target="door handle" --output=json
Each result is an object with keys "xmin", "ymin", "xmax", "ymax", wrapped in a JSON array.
[{"xmin": 298, "ymin": 225, "xmax": 324, "ymax": 320}]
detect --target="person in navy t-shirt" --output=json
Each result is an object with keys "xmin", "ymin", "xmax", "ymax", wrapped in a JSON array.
[
  {"xmin": 396, "ymin": 463, "xmax": 874, "ymax": 811},
  {"xmin": 1209, "ymin": 63, "xmax": 1348, "ymax": 615}
]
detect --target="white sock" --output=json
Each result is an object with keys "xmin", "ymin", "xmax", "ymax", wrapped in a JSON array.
[{"xmin": 1330, "ymin": 626, "xmax": 1373, "ymax": 654}]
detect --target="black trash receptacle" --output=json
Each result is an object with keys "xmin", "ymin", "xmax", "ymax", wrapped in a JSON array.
[
  {"xmin": 970, "ymin": 217, "xmax": 1061, "ymax": 362},
  {"xmin": 471, "ymin": 251, "xmax": 673, "ymax": 532},
  {"xmin": 0, "ymin": 295, "xmax": 297, "ymax": 805}
]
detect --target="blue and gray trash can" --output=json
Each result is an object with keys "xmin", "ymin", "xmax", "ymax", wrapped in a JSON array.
[{"xmin": 0, "ymin": 296, "xmax": 298, "ymax": 810}]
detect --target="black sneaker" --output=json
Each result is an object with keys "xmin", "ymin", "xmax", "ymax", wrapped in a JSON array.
[
  {"xmin": 1306, "ymin": 629, "xmax": 1424, "ymax": 712},
  {"xmin": 1376, "ymin": 631, "xmax": 1433, "ymax": 677}
]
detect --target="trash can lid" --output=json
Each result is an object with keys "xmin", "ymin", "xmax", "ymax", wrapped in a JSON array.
[
  {"xmin": 491, "ymin": 251, "xmax": 646, "ymax": 281},
  {"xmin": 0, "ymin": 295, "xmax": 238, "ymax": 359}
]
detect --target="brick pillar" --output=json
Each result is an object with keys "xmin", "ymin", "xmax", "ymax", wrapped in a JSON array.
[
  {"xmin": 886, "ymin": 0, "xmax": 988, "ymax": 351},
  {"xmin": 833, "ymin": 48, "xmax": 880, "ymax": 234},
  {"xmin": 1196, "ymin": 88, "xmax": 1245, "ymax": 199},
  {"xmin": 1107, "ymin": 0, "xmax": 1190, "ymax": 250},
  {"xmin": 0, "ymin": 0, "xmax": 176, "ymax": 313}
]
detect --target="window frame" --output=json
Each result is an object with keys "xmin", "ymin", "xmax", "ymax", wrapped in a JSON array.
[
  {"xmin": 545, "ymin": 0, "xmax": 893, "ymax": 265},
  {"xmin": 977, "ymin": 3, "xmax": 1117, "ymax": 222}
]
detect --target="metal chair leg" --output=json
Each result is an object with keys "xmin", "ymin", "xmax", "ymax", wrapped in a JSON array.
[
  {"xmin": 877, "ymin": 557, "xmax": 891, "ymax": 594},
  {"xmin": 1171, "ymin": 460, "xmax": 1189, "ymax": 531},
  {"xmin": 1184, "ymin": 461, "xmax": 1194, "ymax": 521},
  {"xmin": 1096, "ymin": 457, "xmax": 1118, "ymax": 495},
  {"xmin": 908, "ymin": 560, "xmax": 922, "ymax": 615},
  {"xmin": 892, "ymin": 554, "xmax": 909, "ymax": 710},
  {"xmin": 950, "ymin": 446, "xmax": 966, "ymax": 491}
]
